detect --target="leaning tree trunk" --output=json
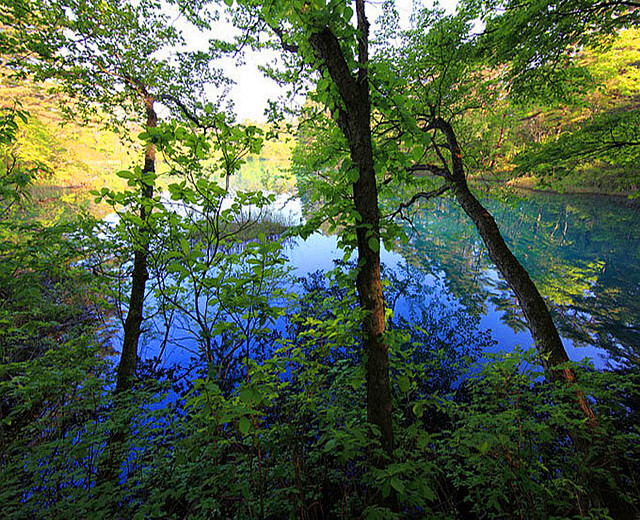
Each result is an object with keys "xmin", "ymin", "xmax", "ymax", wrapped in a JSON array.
[
  {"xmin": 309, "ymin": 12, "xmax": 394, "ymax": 460},
  {"xmin": 115, "ymin": 95, "xmax": 157, "ymax": 394},
  {"xmin": 435, "ymin": 117, "xmax": 595, "ymax": 421}
]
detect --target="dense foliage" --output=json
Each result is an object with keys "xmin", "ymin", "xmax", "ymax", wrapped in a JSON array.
[
  {"xmin": 1, "ymin": 0, "xmax": 639, "ymax": 518},
  {"xmin": 1, "ymin": 260, "xmax": 638, "ymax": 518}
]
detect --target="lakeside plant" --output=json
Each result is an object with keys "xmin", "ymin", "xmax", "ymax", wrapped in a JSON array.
[
  {"xmin": 1, "ymin": 259, "xmax": 638, "ymax": 518},
  {"xmin": 1, "ymin": 0, "xmax": 639, "ymax": 517}
]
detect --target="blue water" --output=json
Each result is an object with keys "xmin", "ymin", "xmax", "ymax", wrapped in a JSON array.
[
  {"xmin": 123, "ymin": 190, "xmax": 639, "ymax": 373},
  {"xmin": 392, "ymin": 190, "xmax": 640, "ymax": 368},
  {"xmin": 282, "ymin": 233, "xmax": 626, "ymax": 370}
]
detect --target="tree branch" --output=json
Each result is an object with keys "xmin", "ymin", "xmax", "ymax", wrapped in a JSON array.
[
  {"xmin": 406, "ymin": 163, "xmax": 450, "ymax": 178},
  {"xmin": 159, "ymin": 94, "xmax": 212, "ymax": 130},
  {"xmin": 356, "ymin": 0, "xmax": 369, "ymax": 85},
  {"xmin": 308, "ymin": 29, "xmax": 361, "ymax": 112},
  {"xmin": 270, "ymin": 24, "xmax": 299, "ymax": 54},
  {"xmin": 385, "ymin": 184, "xmax": 450, "ymax": 220}
]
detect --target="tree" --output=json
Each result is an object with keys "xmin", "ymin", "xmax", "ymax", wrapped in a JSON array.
[
  {"xmin": 231, "ymin": 0, "xmax": 395, "ymax": 475},
  {"xmin": 13, "ymin": 0, "xmax": 226, "ymax": 392},
  {"xmin": 283, "ymin": 0, "xmax": 607, "ymax": 421},
  {"xmin": 145, "ymin": 117, "xmax": 291, "ymax": 385},
  {"xmin": 370, "ymin": 4, "xmax": 600, "ymax": 419}
]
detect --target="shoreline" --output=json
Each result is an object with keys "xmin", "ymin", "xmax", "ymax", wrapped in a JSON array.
[{"xmin": 469, "ymin": 175, "xmax": 639, "ymax": 203}]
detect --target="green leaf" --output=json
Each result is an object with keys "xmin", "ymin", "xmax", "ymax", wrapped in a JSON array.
[
  {"xmin": 390, "ymin": 476, "xmax": 404, "ymax": 494},
  {"xmin": 180, "ymin": 238, "xmax": 190, "ymax": 256},
  {"xmin": 346, "ymin": 168, "xmax": 359, "ymax": 183},
  {"xmin": 478, "ymin": 440, "xmax": 490, "ymax": 455},
  {"xmin": 116, "ymin": 170, "xmax": 133, "ymax": 180},
  {"xmin": 239, "ymin": 416, "xmax": 251, "ymax": 435},
  {"xmin": 368, "ymin": 237, "xmax": 379, "ymax": 252}
]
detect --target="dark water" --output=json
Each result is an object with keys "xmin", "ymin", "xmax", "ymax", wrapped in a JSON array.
[{"xmin": 134, "ymin": 190, "xmax": 639, "ymax": 371}]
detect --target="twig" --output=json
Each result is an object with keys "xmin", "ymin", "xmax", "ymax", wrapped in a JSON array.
[{"xmin": 385, "ymin": 184, "xmax": 450, "ymax": 220}]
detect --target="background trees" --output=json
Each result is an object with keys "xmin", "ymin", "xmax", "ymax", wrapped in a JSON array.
[
  {"xmin": 512, "ymin": 28, "xmax": 640, "ymax": 193},
  {"xmin": 0, "ymin": 0, "xmax": 638, "ymax": 518}
]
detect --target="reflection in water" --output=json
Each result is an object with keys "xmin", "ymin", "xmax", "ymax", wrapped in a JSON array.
[
  {"xmin": 396, "ymin": 191, "xmax": 640, "ymax": 368},
  {"xmin": 125, "ymin": 189, "xmax": 638, "ymax": 373}
]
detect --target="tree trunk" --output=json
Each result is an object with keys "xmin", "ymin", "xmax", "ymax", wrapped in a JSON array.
[
  {"xmin": 115, "ymin": 96, "xmax": 157, "ymax": 393},
  {"xmin": 352, "ymin": 108, "xmax": 394, "ymax": 461},
  {"xmin": 309, "ymin": 17, "xmax": 394, "ymax": 458},
  {"xmin": 98, "ymin": 95, "xmax": 158, "ymax": 495},
  {"xmin": 434, "ymin": 117, "xmax": 595, "ymax": 421}
]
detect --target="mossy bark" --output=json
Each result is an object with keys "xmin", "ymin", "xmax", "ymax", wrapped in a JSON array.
[
  {"xmin": 309, "ymin": 11, "xmax": 394, "ymax": 461},
  {"xmin": 435, "ymin": 117, "xmax": 595, "ymax": 422}
]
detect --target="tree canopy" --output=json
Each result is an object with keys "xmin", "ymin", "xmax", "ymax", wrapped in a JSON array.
[{"xmin": 0, "ymin": 0, "xmax": 639, "ymax": 518}]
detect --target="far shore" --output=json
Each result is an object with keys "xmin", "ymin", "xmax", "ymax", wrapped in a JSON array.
[{"xmin": 468, "ymin": 174, "xmax": 639, "ymax": 202}]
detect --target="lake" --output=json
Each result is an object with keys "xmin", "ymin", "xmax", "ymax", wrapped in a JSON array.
[
  {"xmin": 133, "ymin": 190, "xmax": 640, "ymax": 372},
  {"xmin": 391, "ymin": 189, "xmax": 640, "ymax": 369}
]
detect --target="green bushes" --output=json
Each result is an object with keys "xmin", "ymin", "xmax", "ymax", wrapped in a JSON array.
[
  {"xmin": 2, "ymin": 256, "xmax": 638, "ymax": 518},
  {"xmin": 436, "ymin": 351, "xmax": 640, "ymax": 518},
  {"xmin": 2, "ymin": 344, "xmax": 639, "ymax": 518}
]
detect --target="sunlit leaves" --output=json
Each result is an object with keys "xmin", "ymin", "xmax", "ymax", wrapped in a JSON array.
[{"xmin": 0, "ymin": 106, "xmax": 48, "ymax": 215}]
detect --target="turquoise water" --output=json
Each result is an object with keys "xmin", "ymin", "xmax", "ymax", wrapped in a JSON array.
[
  {"xmin": 392, "ymin": 190, "xmax": 640, "ymax": 368},
  {"xmin": 133, "ymin": 190, "xmax": 639, "ymax": 371}
]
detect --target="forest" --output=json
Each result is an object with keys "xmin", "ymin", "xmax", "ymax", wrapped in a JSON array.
[{"xmin": 1, "ymin": 0, "xmax": 639, "ymax": 518}]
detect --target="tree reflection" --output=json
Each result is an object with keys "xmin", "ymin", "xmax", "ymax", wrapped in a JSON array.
[{"xmin": 397, "ymin": 190, "xmax": 640, "ymax": 368}]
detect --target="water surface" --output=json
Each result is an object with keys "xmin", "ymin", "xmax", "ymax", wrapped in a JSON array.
[
  {"xmin": 393, "ymin": 190, "xmax": 640, "ymax": 368},
  {"xmin": 132, "ymin": 190, "xmax": 639, "ymax": 371}
]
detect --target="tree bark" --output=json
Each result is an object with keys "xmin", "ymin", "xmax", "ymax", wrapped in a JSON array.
[
  {"xmin": 434, "ymin": 117, "xmax": 595, "ymax": 421},
  {"xmin": 115, "ymin": 95, "xmax": 157, "ymax": 393},
  {"xmin": 309, "ymin": 17, "xmax": 394, "ymax": 458}
]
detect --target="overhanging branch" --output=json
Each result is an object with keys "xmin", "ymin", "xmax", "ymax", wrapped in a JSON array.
[
  {"xmin": 385, "ymin": 184, "xmax": 450, "ymax": 220},
  {"xmin": 406, "ymin": 163, "xmax": 450, "ymax": 178},
  {"xmin": 160, "ymin": 94, "xmax": 212, "ymax": 130}
]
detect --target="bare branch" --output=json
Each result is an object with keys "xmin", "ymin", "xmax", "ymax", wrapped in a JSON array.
[{"xmin": 385, "ymin": 184, "xmax": 450, "ymax": 220}]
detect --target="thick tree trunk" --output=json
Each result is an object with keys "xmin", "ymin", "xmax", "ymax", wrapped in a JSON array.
[
  {"xmin": 115, "ymin": 96, "xmax": 157, "ymax": 393},
  {"xmin": 352, "ymin": 110, "xmax": 394, "ymax": 461},
  {"xmin": 434, "ymin": 118, "xmax": 595, "ymax": 421},
  {"xmin": 309, "ymin": 17, "xmax": 394, "ymax": 458}
]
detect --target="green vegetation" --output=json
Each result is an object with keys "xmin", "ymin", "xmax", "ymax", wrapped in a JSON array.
[
  {"xmin": 235, "ymin": 124, "xmax": 296, "ymax": 193},
  {"xmin": 1, "ymin": 0, "xmax": 639, "ymax": 518},
  {"xmin": 2, "ymin": 262, "xmax": 638, "ymax": 518},
  {"xmin": 503, "ymin": 29, "xmax": 640, "ymax": 195},
  {"xmin": 0, "ymin": 75, "xmax": 135, "ymax": 221}
]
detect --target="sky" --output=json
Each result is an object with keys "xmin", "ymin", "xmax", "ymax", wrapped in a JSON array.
[{"xmin": 164, "ymin": 0, "xmax": 458, "ymax": 123}]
